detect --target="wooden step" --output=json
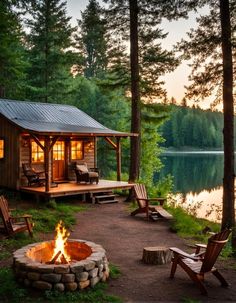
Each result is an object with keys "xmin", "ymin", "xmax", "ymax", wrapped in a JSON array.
[
  {"xmin": 97, "ymin": 199, "xmax": 119, "ymax": 204},
  {"xmin": 95, "ymin": 194, "xmax": 116, "ymax": 199}
]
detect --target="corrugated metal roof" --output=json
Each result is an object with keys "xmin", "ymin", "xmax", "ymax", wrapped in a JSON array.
[{"xmin": 0, "ymin": 99, "xmax": 129, "ymax": 136}]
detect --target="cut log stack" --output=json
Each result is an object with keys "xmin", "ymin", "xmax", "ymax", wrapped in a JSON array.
[{"xmin": 142, "ymin": 247, "xmax": 172, "ymax": 265}]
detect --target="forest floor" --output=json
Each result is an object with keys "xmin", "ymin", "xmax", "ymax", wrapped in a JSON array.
[
  {"xmin": 1, "ymin": 196, "xmax": 236, "ymax": 302},
  {"xmin": 71, "ymin": 198, "xmax": 236, "ymax": 303}
]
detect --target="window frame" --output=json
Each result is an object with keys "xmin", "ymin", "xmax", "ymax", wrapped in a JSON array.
[
  {"xmin": 0, "ymin": 138, "xmax": 5, "ymax": 160},
  {"xmin": 70, "ymin": 140, "xmax": 84, "ymax": 161}
]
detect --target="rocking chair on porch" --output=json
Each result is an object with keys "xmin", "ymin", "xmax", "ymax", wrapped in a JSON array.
[
  {"xmin": 74, "ymin": 163, "xmax": 99, "ymax": 184},
  {"xmin": 22, "ymin": 163, "xmax": 45, "ymax": 187}
]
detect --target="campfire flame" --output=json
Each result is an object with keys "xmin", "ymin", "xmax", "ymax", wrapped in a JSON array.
[{"xmin": 51, "ymin": 220, "xmax": 71, "ymax": 264}]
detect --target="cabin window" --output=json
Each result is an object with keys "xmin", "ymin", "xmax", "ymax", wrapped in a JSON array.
[
  {"xmin": 31, "ymin": 141, "xmax": 44, "ymax": 163},
  {"xmin": 71, "ymin": 140, "xmax": 83, "ymax": 160},
  {"xmin": 0, "ymin": 139, "xmax": 4, "ymax": 159}
]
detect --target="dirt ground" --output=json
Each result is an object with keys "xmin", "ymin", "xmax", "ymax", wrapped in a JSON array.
[
  {"xmin": 1, "ymin": 197, "xmax": 236, "ymax": 302},
  {"xmin": 71, "ymin": 198, "xmax": 236, "ymax": 303}
]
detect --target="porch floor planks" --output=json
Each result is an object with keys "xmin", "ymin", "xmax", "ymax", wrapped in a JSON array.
[{"xmin": 20, "ymin": 179, "xmax": 134, "ymax": 198}]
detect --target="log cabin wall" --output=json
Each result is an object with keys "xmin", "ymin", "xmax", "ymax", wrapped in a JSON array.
[
  {"xmin": 0, "ymin": 116, "xmax": 20, "ymax": 189},
  {"xmin": 68, "ymin": 138, "xmax": 95, "ymax": 181}
]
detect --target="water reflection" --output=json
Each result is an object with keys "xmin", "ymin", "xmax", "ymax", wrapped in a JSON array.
[
  {"xmin": 158, "ymin": 152, "xmax": 228, "ymax": 222},
  {"xmin": 159, "ymin": 153, "xmax": 224, "ymax": 194}
]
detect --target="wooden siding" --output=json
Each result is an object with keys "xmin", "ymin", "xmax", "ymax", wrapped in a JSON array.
[{"xmin": 0, "ymin": 116, "xmax": 20, "ymax": 189}]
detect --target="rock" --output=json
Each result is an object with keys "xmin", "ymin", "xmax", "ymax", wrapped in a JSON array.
[
  {"xmin": 54, "ymin": 266, "xmax": 70, "ymax": 274},
  {"xmin": 89, "ymin": 268, "xmax": 98, "ymax": 278},
  {"xmin": 65, "ymin": 282, "xmax": 78, "ymax": 291},
  {"xmin": 90, "ymin": 276, "xmax": 100, "ymax": 288},
  {"xmin": 78, "ymin": 280, "xmax": 90, "ymax": 289},
  {"xmin": 98, "ymin": 264, "xmax": 104, "ymax": 272},
  {"xmin": 98, "ymin": 271, "xmax": 104, "ymax": 279},
  {"xmin": 36, "ymin": 265, "xmax": 54, "ymax": 273},
  {"xmin": 61, "ymin": 274, "xmax": 75, "ymax": 283},
  {"xmin": 54, "ymin": 283, "xmax": 65, "ymax": 292},
  {"xmin": 84, "ymin": 261, "xmax": 95, "ymax": 271},
  {"xmin": 70, "ymin": 263, "xmax": 84, "ymax": 274},
  {"xmin": 27, "ymin": 272, "xmax": 40, "ymax": 281},
  {"xmin": 32, "ymin": 281, "xmax": 52, "ymax": 290},
  {"xmin": 76, "ymin": 271, "xmax": 89, "ymax": 282},
  {"xmin": 41, "ymin": 273, "xmax": 62, "ymax": 283}
]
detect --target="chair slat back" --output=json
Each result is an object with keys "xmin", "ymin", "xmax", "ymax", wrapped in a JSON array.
[
  {"xmin": 200, "ymin": 229, "xmax": 231, "ymax": 273},
  {"xmin": 134, "ymin": 184, "xmax": 148, "ymax": 208},
  {"xmin": 0, "ymin": 196, "xmax": 13, "ymax": 234}
]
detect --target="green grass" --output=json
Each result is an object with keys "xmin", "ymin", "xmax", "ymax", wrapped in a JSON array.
[
  {"xmin": 109, "ymin": 263, "xmax": 121, "ymax": 279},
  {"xmin": 14, "ymin": 203, "xmax": 87, "ymax": 233}
]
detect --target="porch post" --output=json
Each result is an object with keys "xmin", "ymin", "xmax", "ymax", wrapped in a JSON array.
[
  {"xmin": 44, "ymin": 136, "xmax": 50, "ymax": 192},
  {"xmin": 116, "ymin": 137, "xmax": 121, "ymax": 181}
]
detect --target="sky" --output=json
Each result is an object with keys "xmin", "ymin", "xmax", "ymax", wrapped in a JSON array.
[{"xmin": 66, "ymin": 0, "xmax": 212, "ymax": 109}]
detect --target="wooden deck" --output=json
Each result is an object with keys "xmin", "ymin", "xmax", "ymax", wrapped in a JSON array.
[{"xmin": 20, "ymin": 180, "xmax": 134, "ymax": 199}]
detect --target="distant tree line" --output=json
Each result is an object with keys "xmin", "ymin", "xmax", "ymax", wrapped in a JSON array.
[{"xmin": 160, "ymin": 106, "xmax": 225, "ymax": 149}]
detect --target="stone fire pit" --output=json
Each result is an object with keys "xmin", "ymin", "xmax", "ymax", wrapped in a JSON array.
[{"xmin": 13, "ymin": 239, "xmax": 109, "ymax": 291}]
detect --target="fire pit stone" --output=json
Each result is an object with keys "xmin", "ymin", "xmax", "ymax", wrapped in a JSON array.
[{"xmin": 13, "ymin": 239, "xmax": 109, "ymax": 291}]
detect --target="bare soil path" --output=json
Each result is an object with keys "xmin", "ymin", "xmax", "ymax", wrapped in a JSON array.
[{"xmin": 72, "ymin": 198, "xmax": 236, "ymax": 303}]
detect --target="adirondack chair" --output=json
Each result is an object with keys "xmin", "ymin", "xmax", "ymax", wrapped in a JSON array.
[
  {"xmin": 22, "ymin": 163, "xmax": 45, "ymax": 187},
  {"xmin": 0, "ymin": 196, "xmax": 33, "ymax": 237},
  {"xmin": 169, "ymin": 229, "xmax": 232, "ymax": 295},
  {"xmin": 131, "ymin": 183, "xmax": 173, "ymax": 220}
]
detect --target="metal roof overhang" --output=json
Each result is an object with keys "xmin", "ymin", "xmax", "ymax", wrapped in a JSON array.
[{"xmin": 14, "ymin": 120, "xmax": 138, "ymax": 137}]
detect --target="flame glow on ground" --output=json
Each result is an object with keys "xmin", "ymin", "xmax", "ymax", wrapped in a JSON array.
[{"xmin": 52, "ymin": 220, "xmax": 71, "ymax": 263}]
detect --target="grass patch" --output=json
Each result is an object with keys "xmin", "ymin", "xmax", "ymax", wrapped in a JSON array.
[
  {"xmin": 44, "ymin": 284, "xmax": 121, "ymax": 303},
  {"xmin": 14, "ymin": 203, "xmax": 87, "ymax": 233},
  {"xmin": 109, "ymin": 263, "xmax": 121, "ymax": 279}
]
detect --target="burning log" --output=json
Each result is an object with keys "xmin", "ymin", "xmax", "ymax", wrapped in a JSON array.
[
  {"xmin": 47, "ymin": 250, "xmax": 61, "ymax": 264},
  {"xmin": 60, "ymin": 253, "xmax": 69, "ymax": 264}
]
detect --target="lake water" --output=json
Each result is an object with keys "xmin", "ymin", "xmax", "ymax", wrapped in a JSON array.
[{"xmin": 158, "ymin": 152, "xmax": 228, "ymax": 222}]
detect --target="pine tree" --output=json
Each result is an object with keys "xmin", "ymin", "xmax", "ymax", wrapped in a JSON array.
[
  {"xmin": 0, "ymin": 0, "xmax": 27, "ymax": 99},
  {"xmin": 26, "ymin": 0, "xmax": 75, "ymax": 103},
  {"xmin": 175, "ymin": 0, "xmax": 235, "ymax": 247},
  {"xmin": 75, "ymin": 0, "xmax": 108, "ymax": 78}
]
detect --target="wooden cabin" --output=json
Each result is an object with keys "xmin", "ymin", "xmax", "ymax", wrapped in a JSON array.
[{"xmin": 0, "ymin": 99, "xmax": 133, "ymax": 196}]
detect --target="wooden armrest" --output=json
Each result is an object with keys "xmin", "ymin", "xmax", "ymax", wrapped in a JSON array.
[
  {"xmin": 169, "ymin": 247, "xmax": 200, "ymax": 261},
  {"xmin": 148, "ymin": 197, "xmax": 166, "ymax": 206},
  {"xmin": 195, "ymin": 244, "xmax": 207, "ymax": 249}
]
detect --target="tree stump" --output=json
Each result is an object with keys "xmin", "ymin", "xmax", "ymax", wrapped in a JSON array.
[{"xmin": 142, "ymin": 247, "xmax": 172, "ymax": 265}]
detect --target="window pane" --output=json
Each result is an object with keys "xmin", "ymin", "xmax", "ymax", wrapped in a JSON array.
[
  {"xmin": 0, "ymin": 140, "xmax": 4, "ymax": 159},
  {"xmin": 31, "ymin": 141, "xmax": 44, "ymax": 163},
  {"xmin": 71, "ymin": 140, "xmax": 83, "ymax": 160}
]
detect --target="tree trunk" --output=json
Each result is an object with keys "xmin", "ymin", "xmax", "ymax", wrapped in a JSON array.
[
  {"xmin": 219, "ymin": 0, "xmax": 235, "ymax": 248},
  {"xmin": 129, "ymin": 0, "xmax": 141, "ymax": 183}
]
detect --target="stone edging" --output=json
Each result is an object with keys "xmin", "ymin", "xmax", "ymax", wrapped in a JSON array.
[{"xmin": 13, "ymin": 239, "xmax": 109, "ymax": 291}]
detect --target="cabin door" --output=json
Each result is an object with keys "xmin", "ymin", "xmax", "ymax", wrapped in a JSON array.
[{"xmin": 52, "ymin": 141, "xmax": 65, "ymax": 181}]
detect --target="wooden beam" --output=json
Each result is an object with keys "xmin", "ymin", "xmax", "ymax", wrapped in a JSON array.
[
  {"xmin": 116, "ymin": 137, "xmax": 121, "ymax": 181},
  {"xmin": 49, "ymin": 136, "xmax": 59, "ymax": 151},
  {"xmin": 44, "ymin": 136, "xmax": 50, "ymax": 192},
  {"xmin": 105, "ymin": 137, "xmax": 117, "ymax": 149},
  {"xmin": 31, "ymin": 134, "xmax": 44, "ymax": 150}
]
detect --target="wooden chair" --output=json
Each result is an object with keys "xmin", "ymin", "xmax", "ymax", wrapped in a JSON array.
[
  {"xmin": 169, "ymin": 229, "xmax": 232, "ymax": 295},
  {"xmin": 131, "ymin": 183, "xmax": 173, "ymax": 220},
  {"xmin": 0, "ymin": 196, "xmax": 33, "ymax": 237},
  {"xmin": 74, "ymin": 163, "xmax": 99, "ymax": 184},
  {"xmin": 22, "ymin": 163, "xmax": 45, "ymax": 187}
]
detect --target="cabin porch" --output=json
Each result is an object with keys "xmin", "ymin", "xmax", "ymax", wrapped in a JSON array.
[{"xmin": 20, "ymin": 179, "xmax": 134, "ymax": 200}]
